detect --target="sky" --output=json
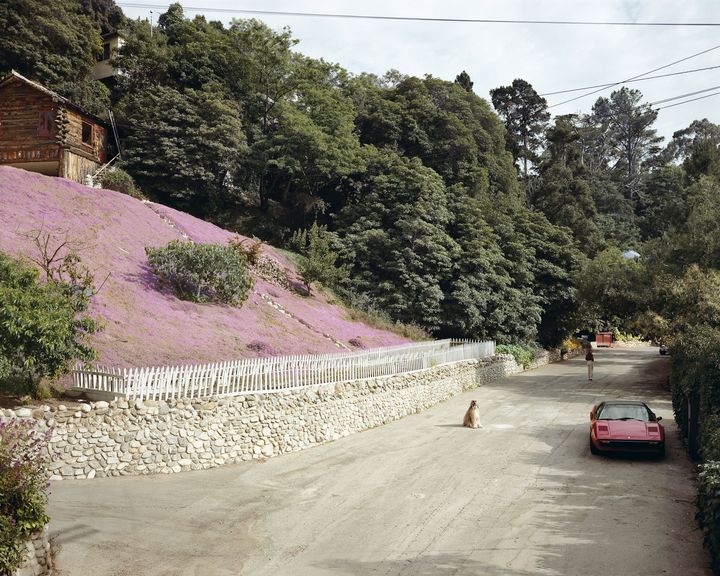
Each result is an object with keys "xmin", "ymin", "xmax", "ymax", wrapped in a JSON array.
[{"xmin": 118, "ymin": 0, "xmax": 720, "ymax": 142}]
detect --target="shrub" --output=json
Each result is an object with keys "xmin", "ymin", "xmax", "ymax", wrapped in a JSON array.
[
  {"xmin": 100, "ymin": 168, "xmax": 141, "ymax": 199},
  {"xmin": 145, "ymin": 241, "xmax": 253, "ymax": 305},
  {"xmin": 0, "ymin": 420, "xmax": 53, "ymax": 575},
  {"xmin": 289, "ymin": 223, "xmax": 348, "ymax": 291},
  {"xmin": 611, "ymin": 328, "xmax": 644, "ymax": 342},
  {"xmin": 697, "ymin": 461, "xmax": 720, "ymax": 574},
  {"xmin": 496, "ymin": 343, "xmax": 541, "ymax": 368},
  {"xmin": 229, "ymin": 236, "xmax": 263, "ymax": 266},
  {"xmin": 0, "ymin": 252, "xmax": 98, "ymax": 397},
  {"xmin": 561, "ymin": 337, "xmax": 582, "ymax": 353}
]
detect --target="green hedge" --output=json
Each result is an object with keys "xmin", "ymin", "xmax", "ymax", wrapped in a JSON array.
[
  {"xmin": 670, "ymin": 325, "xmax": 720, "ymax": 572},
  {"xmin": 698, "ymin": 462, "xmax": 720, "ymax": 574}
]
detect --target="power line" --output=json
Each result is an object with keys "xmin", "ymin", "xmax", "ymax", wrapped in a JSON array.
[
  {"xmin": 540, "ymin": 65, "xmax": 720, "ymax": 96},
  {"xmin": 650, "ymin": 84, "xmax": 720, "ymax": 106},
  {"xmin": 116, "ymin": 3, "xmax": 720, "ymax": 26},
  {"xmin": 548, "ymin": 43, "xmax": 720, "ymax": 109},
  {"xmin": 656, "ymin": 90, "xmax": 720, "ymax": 110}
]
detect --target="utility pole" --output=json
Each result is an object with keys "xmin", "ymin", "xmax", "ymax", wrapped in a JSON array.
[{"xmin": 149, "ymin": 10, "xmax": 153, "ymax": 38}]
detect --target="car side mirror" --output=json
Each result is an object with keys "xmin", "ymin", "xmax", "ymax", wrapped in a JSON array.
[{"xmin": 656, "ymin": 416, "xmax": 662, "ymax": 422}]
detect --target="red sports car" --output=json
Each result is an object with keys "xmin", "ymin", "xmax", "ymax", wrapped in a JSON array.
[{"xmin": 589, "ymin": 400, "xmax": 665, "ymax": 457}]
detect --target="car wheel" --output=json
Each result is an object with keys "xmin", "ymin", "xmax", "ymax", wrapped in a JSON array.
[
  {"xmin": 657, "ymin": 445, "xmax": 666, "ymax": 459},
  {"xmin": 590, "ymin": 438, "xmax": 599, "ymax": 455}
]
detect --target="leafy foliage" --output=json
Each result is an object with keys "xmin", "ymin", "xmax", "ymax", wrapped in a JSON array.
[
  {"xmin": 118, "ymin": 85, "xmax": 246, "ymax": 214},
  {"xmin": 490, "ymin": 79, "xmax": 550, "ymax": 180},
  {"xmin": 290, "ymin": 223, "xmax": 348, "ymax": 292},
  {"xmin": 0, "ymin": 0, "xmax": 100, "ymax": 87},
  {"xmin": 229, "ymin": 236, "xmax": 264, "ymax": 266},
  {"xmin": 697, "ymin": 461, "xmax": 720, "ymax": 575},
  {"xmin": 591, "ymin": 87, "xmax": 663, "ymax": 199},
  {"xmin": 335, "ymin": 153, "xmax": 457, "ymax": 331},
  {"xmin": 574, "ymin": 247, "xmax": 650, "ymax": 335},
  {"xmin": 0, "ymin": 252, "xmax": 98, "ymax": 396},
  {"xmin": 100, "ymin": 168, "xmax": 140, "ymax": 198},
  {"xmin": 496, "ymin": 343, "xmax": 540, "ymax": 368},
  {"xmin": 145, "ymin": 241, "xmax": 253, "ymax": 305},
  {"xmin": 0, "ymin": 420, "xmax": 53, "ymax": 575}
]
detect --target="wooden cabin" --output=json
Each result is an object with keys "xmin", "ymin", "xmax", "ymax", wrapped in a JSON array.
[{"xmin": 0, "ymin": 71, "xmax": 109, "ymax": 184}]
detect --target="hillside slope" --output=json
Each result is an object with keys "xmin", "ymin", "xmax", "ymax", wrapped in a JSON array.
[{"xmin": 0, "ymin": 167, "xmax": 410, "ymax": 367}]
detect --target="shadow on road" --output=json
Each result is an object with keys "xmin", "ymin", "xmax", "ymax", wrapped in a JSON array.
[{"xmin": 315, "ymin": 553, "xmax": 539, "ymax": 576}]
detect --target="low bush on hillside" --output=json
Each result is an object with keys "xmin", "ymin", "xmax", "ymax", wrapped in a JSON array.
[
  {"xmin": 289, "ymin": 223, "xmax": 348, "ymax": 292},
  {"xmin": 496, "ymin": 343, "xmax": 542, "ymax": 368},
  {"xmin": 229, "ymin": 236, "xmax": 264, "ymax": 266},
  {"xmin": 0, "ymin": 420, "xmax": 53, "ymax": 575},
  {"xmin": 146, "ymin": 240, "xmax": 253, "ymax": 305},
  {"xmin": 0, "ymin": 251, "xmax": 98, "ymax": 397},
  {"xmin": 100, "ymin": 168, "xmax": 142, "ymax": 199}
]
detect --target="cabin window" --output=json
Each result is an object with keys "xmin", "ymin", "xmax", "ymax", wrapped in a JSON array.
[
  {"xmin": 37, "ymin": 111, "xmax": 56, "ymax": 138},
  {"xmin": 81, "ymin": 121, "xmax": 93, "ymax": 147}
]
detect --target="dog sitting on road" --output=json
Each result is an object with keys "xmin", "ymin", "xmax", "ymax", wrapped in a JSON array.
[{"xmin": 463, "ymin": 400, "xmax": 483, "ymax": 429}]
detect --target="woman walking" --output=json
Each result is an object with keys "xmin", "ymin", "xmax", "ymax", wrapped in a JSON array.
[{"xmin": 586, "ymin": 348, "xmax": 594, "ymax": 381}]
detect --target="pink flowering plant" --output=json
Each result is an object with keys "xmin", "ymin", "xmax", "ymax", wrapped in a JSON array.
[{"xmin": 0, "ymin": 419, "xmax": 53, "ymax": 574}]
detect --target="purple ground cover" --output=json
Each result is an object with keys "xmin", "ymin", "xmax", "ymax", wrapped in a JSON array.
[{"xmin": 0, "ymin": 167, "xmax": 409, "ymax": 367}]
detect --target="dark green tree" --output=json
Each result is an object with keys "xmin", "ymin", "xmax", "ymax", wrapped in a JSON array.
[
  {"xmin": 118, "ymin": 85, "xmax": 246, "ymax": 214},
  {"xmin": 291, "ymin": 222, "xmax": 348, "ymax": 291},
  {"xmin": 591, "ymin": 87, "xmax": 663, "ymax": 199},
  {"xmin": 490, "ymin": 79, "xmax": 550, "ymax": 181},
  {"xmin": 454, "ymin": 70, "xmax": 474, "ymax": 92},
  {"xmin": 534, "ymin": 116, "xmax": 605, "ymax": 255},
  {"xmin": 79, "ymin": 0, "xmax": 126, "ymax": 35},
  {"xmin": 335, "ymin": 152, "xmax": 458, "ymax": 331},
  {"xmin": 0, "ymin": 0, "xmax": 101, "ymax": 86},
  {"xmin": 637, "ymin": 166, "xmax": 690, "ymax": 240}
]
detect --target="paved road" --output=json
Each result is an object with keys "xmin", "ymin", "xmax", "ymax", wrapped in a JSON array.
[{"xmin": 48, "ymin": 348, "xmax": 710, "ymax": 575}]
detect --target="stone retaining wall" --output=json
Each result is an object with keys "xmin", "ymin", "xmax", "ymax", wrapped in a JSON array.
[
  {"xmin": 15, "ymin": 527, "xmax": 53, "ymax": 576},
  {"xmin": 3, "ymin": 352, "xmax": 566, "ymax": 481}
]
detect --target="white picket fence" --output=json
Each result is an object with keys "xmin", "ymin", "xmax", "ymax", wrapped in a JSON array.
[{"xmin": 72, "ymin": 339, "xmax": 495, "ymax": 401}]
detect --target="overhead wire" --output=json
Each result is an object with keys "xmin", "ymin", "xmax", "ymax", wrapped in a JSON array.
[
  {"xmin": 650, "ymin": 85, "xmax": 720, "ymax": 106},
  {"xmin": 548, "ymin": 43, "xmax": 720, "ymax": 108},
  {"xmin": 540, "ymin": 65, "xmax": 720, "ymax": 96},
  {"xmin": 655, "ymin": 90, "xmax": 720, "ymax": 110},
  {"xmin": 115, "ymin": 3, "xmax": 720, "ymax": 26}
]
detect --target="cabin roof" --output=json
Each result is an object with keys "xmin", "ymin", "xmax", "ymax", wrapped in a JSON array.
[{"xmin": 0, "ymin": 70, "xmax": 109, "ymax": 127}]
